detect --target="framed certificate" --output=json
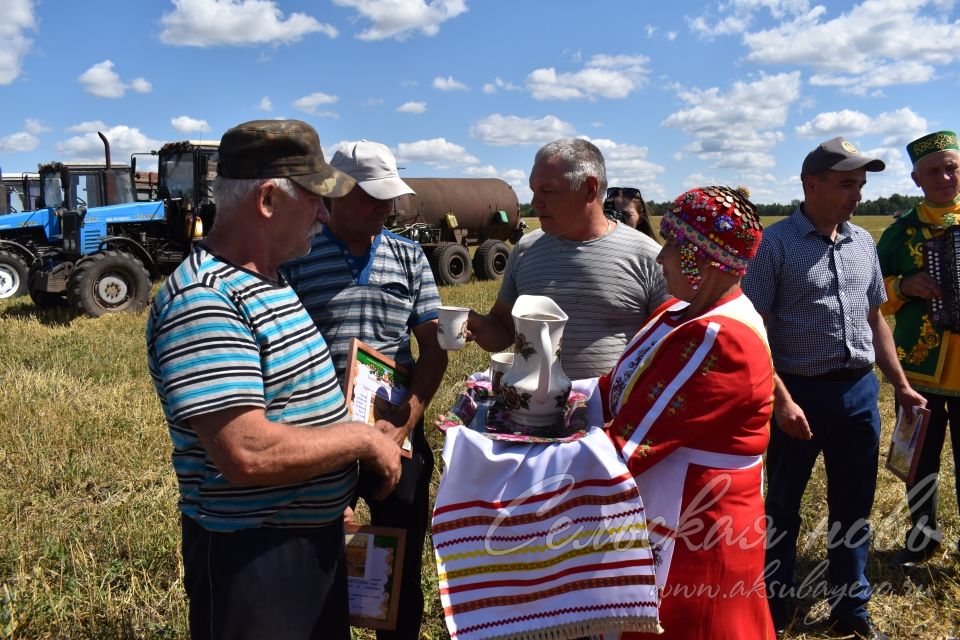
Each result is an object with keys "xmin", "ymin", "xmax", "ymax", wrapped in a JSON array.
[
  {"xmin": 344, "ymin": 338, "xmax": 413, "ymax": 457},
  {"xmin": 885, "ymin": 405, "xmax": 932, "ymax": 485},
  {"xmin": 345, "ymin": 524, "xmax": 406, "ymax": 630}
]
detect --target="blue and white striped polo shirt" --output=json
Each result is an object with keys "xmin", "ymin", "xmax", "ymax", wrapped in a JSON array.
[
  {"xmin": 742, "ymin": 206, "xmax": 886, "ymax": 376},
  {"xmin": 283, "ymin": 227, "xmax": 440, "ymax": 385},
  {"xmin": 146, "ymin": 245, "xmax": 356, "ymax": 532}
]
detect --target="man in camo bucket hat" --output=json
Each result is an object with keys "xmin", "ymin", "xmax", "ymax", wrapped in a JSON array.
[{"xmin": 146, "ymin": 119, "xmax": 401, "ymax": 639}]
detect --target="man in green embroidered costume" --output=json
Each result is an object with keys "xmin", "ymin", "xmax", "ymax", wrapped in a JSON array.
[{"xmin": 877, "ymin": 130, "xmax": 960, "ymax": 567}]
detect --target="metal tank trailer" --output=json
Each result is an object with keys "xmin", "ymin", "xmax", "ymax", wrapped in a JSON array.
[{"xmin": 389, "ymin": 177, "xmax": 525, "ymax": 286}]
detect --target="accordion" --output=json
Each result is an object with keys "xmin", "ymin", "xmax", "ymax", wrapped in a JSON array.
[{"xmin": 922, "ymin": 225, "xmax": 960, "ymax": 331}]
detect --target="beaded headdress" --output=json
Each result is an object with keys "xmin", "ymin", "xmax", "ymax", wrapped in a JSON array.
[{"xmin": 659, "ymin": 186, "xmax": 762, "ymax": 283}]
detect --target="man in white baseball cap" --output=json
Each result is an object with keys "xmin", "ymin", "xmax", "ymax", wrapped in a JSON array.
[{"xmin": 283, "ymin": 139, "xmax": 447, "ymax": 640}]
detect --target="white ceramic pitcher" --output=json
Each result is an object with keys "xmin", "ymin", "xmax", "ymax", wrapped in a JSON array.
[{"xmin": 499, "ymin": 295, "xmax": 572, "ymax": 427}]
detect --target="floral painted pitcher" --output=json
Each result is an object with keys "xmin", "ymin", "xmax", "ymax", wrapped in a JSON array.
[{"xmin": 499, "ymin": 295, "xmax": 572, "ymax": 428}]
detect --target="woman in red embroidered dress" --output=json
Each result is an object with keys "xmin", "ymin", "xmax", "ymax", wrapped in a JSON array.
[{"xmin": 600, "ymin": 186, "xmax": 776, "ymax": 639}]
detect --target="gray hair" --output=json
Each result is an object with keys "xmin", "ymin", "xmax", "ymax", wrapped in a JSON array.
[
  {"xmin": 211, "ymin": 176, "xmax": 298, "ymax": 222},
  {"xmin": 535, "ymin": 138, "xmax": 607, "ymax": 196}
]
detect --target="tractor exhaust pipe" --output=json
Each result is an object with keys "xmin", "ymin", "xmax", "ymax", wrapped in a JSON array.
[{"xmin": 98, "ymin": 131, "xmax": 111, "ymax": 169}]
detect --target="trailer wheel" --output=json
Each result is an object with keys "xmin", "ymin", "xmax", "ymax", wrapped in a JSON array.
[
  {"xmin": 431, "ymin": 242, "xmax": 472, "ymax": 286},
  {"xmin": 0, "ymin": 250, "xmax": 29, "ymax": 299},
  {"xmin": 67, "ymin": 250, "xmax": 151, "ymax": 317},
  {"xmin": 473, "ymin": 240, "xmax": 510, "ymax": 281}
]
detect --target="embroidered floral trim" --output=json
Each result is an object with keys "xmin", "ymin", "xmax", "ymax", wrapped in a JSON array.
[
  {"xmin": 634, "ymin": 438, "xmax": 655, "ymax": 458},
  {"xmin": 679, "ymin": 340, "xmax": 698, "ymax": 361},
  {"xmin": 700, "ymin": 354, "xmax": 718, "ymax": 375},
  {"xmin": 901, "ymin": 314, "xmax": 941, "ymax": 365},
  {"xmin": 646, "ymin": 381, "xmax": 665, "ymax": 403},
  {"xmin": 666, "ymin": 394, "xmax": 686, "ymax": 416}
]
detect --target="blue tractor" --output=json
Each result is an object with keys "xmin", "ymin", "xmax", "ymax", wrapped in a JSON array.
[
  {"xmin": 2, "ymin": 171, "xmax": 40, "ymax": 216},
  {"xmin": 0, "ymin": 160, "xmax": 129, "ymax": 301},
  {"xmin": 26, "ymin": 136, "xmax": 218, "ymax": 316}
]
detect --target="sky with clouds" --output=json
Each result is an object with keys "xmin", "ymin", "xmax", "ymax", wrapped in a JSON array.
[{"xmin": 0, "ymin": 0, "xmax": 958, "ymax": 204}]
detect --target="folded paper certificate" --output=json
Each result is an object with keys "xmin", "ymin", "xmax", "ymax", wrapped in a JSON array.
[
  {"xmin": 344, "ymin": 338, "xmax": 413, "ymax": 457},
  {"xmin": 885, "ymin": 405, "xmax": 931, "ymax": 484}
]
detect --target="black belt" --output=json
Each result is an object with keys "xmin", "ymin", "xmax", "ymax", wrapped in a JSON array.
[{"xmin": 807, "ymin": 365, "xmax": 873, "ymax": 383}]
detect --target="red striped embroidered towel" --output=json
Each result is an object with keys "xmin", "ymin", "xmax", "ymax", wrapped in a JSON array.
[{"xmin": 433, "ymin": 381, "xmax": 661, "ymax": 639}]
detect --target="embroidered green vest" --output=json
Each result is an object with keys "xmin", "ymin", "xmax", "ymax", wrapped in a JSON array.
[{"xmin": 876, "ymin": 203, "xmax": 959, "ymax": 382}]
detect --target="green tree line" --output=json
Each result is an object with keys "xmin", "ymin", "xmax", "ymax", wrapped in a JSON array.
[{"xmin": 520, "ymin": 194, "xmax": 923, "ymax": 218}]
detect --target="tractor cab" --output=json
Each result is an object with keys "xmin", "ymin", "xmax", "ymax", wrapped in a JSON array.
[
  {"xmin": 39, "ymin": 162, "xmax": 135, "ymax": 211},
  {"xmin": 2, "ymin": 172, "xmax": 40, "ymax": 215},
  {"xmin": 155, "ymin": 140, "xmax": 219, "ymax": 243}
]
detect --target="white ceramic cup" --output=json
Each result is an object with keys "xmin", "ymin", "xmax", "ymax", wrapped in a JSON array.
[
  {"xmin": 489, "ymin": 352, "xmax": 514, "ymax": 394},
  {"xmin": 437, "ymin": 306, "xmax": 470, "ymax": 350}
]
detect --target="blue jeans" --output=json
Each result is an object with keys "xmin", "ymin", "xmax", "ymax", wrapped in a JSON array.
[{"xmin": 765, "ymin": 371, "xmax": 880, "ymax": 621}]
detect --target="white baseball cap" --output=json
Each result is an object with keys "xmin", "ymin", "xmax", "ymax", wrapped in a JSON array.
[{"xmin": 329, "ymin": 140, "xmax": 415, "ymax": 200}]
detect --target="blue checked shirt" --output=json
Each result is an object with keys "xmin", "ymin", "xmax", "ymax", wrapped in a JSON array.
[{"xmin": 742, "ymin": 206, "xmax": 886, "ymax": 376}]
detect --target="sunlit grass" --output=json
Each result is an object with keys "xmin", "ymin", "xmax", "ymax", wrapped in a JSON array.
[{"xmin": 1, "ymin": 215, "xmax": 956, "ymax": 639}]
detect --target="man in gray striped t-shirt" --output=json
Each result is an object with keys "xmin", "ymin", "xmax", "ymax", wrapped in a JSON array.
[
  {"xmin": 468, "ymin": 138, "xmax": 667, "ymax": 379},
  {"xmin": 147, "ymin": 120, "xmax": 401, "ymax": 640}
]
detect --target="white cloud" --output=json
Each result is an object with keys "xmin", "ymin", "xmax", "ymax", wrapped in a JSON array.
[
  {"xmin": 78, "ymin": 61, "xmax": 152, "ymax": 98},
  {"xmin": 397, "ymin": 101, "xmax": 427, "ymax": 113},
  {"xmin": 466, "ymin": 166, "xmax": 527, "ymax": 196},
  {"xmin": 332, "ymin": 0, "xmax": 467, "ymax": 41},
  {"xmin": 130, "ymin": 77, "xmax": 153, "ymax": 93},
  {"xmin": 742, "ymin": 0, "xmax": 960, "ymax": 90},
  {"xmin": 690, "ymin": 0, "xmax": 810, "ymax": 38},
  {"xmin": 394, "ymin": 138, "xmax": 478, "ymax": 167},
  {"xmin": 160, "ymin": 0, "xmax": 337, "ymax": 47},
  {"xmin": 464, "ymin": 166, "xmax": 528, "ymax": 199},
  {"xmin": 795, "ymin": 107, "xmax": 928, "ymax": 145},
  {"xmin": 433, "ymin": 75, "xmax": 468, "ymax": 91},
  {"xmin": 662, "ymin": 72, "xmax": 801, "ymax": 171},
  {"xmin": 67, "ymin": 121, "xmax": 109, "ymax": 133},
  {"xmin": 24, "ymin": 118, "xmax": 50, "ymax": 135},
  {"xmin": 463, "ymin": 164, "xmax": 498, "ymax": 177},
  {"xmin": 0, "ymin": 0, "xmax": 36, "ymax": 85},
  {"xmin": 293, "ymin": 91, "xmax": 339, "ymax": 116},
  {"xmin": 55, "ymin": 124, "xmax": 162, "ymax": 165},
  {"xmin": 470, "ymin": 114, "xmax": 576, "ymax": 147},
  {"xmin": 258, "ymin": 96, "xmax": 273, "ymax": 111},
  {"xmin": 526, "ymin": 54, "xmax": 650, "ymax": 101},
  {"xmin": 589, "ymin": 138, "xmax": 667, "ymax": 200},
  {"xmin": 666, "ymin": 31, "xmax": 678, "ymax": 41},
  {"xmin": 171, "ymin": 115, "xmax": 211, "ymax": 134},
  {"xmin": 0, "ymin": 132, "xmax": 39, "ymax": 153},
  {"xmin": 482, "ymin": 77, "xmax": 520, "ymax": 94},
  {"xmin": 644, "ymin": 25, "xmax": 657, "ymax": 37}
]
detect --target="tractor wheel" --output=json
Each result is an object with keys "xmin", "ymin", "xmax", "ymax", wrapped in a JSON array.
[
  {"xmin": 0, "ymin": 250, "xmax": 29, "ymax": 299},
  {"xmin": 67, "ymin": 250, "xmax": 151, "ymax": 317},
  {"xmin": 472, "ymin": 240, "xmax": 511, "ymax": 281},
  {"xmin": 431, "ymin": 242, "xmax": 472, "ymax": 286}
]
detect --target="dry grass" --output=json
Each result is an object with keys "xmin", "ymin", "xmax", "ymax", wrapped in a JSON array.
[{"xmin": 1, "ymin": 214, "xmax": 957, "ymax": 639}]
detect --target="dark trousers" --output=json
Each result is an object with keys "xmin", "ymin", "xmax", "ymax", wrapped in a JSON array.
[
  {"xmin": 765, "ymin": 371, "xmax": 881, "ymax": 621},
  {"xmin": 902, "ymin": 391, "xmax": 960, "ymax": 552},
  {"xmin": 362, "ymin": 420, "xmax": 436, "ymax": 640},
  {"xmin": 181, "ymin": 514, "xmax": 349, "ymax": 640}
]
